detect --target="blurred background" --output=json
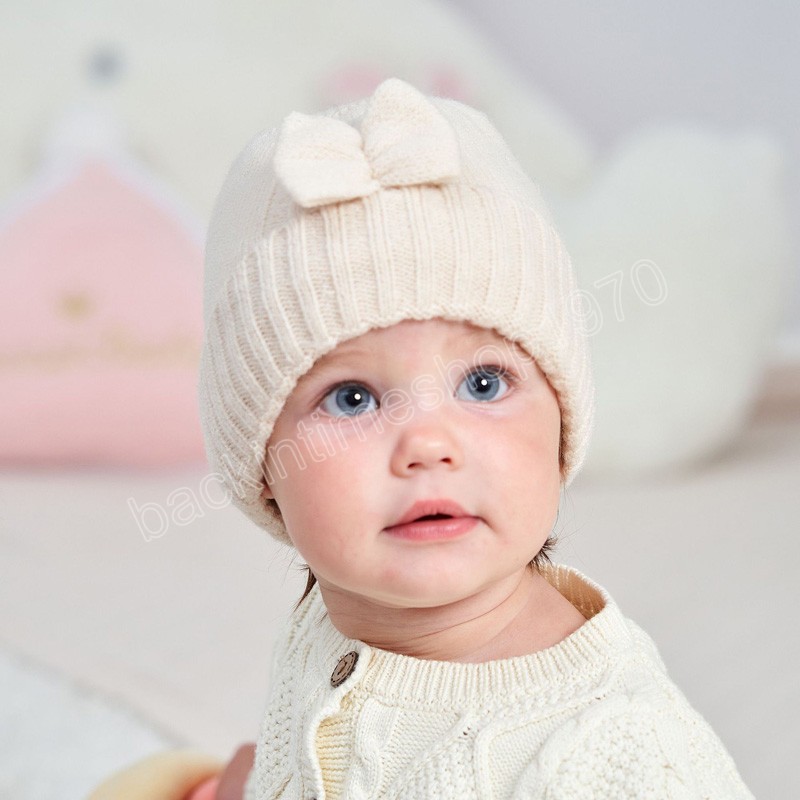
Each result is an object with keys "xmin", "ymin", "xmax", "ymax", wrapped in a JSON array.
[{"xmin": 0, "ymin": 1, "xmax": 797, "ymax": 797}]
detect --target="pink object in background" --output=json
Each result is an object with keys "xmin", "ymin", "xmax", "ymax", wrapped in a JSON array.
[
  {"xmin": 185, "ymin": 775, "xmax": 220, "ymax": 800},
  {"xmin": 0, "ymin": 109, "xmax": 208, "ymax": 467},
  {"xmin": 318, "ymin": 63, "xmax": 474, "ymax": 109}
]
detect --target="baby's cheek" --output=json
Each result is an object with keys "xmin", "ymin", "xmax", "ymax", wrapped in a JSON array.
[
  {"xmin": 510, "ymin": 413, "xmax": 559, "ymax": 467},
  {"xmin": 292, "ymin": 454, "xmax": 363, "ymax": 526},
  {"xmin": 492, "ymin": 428, "xmax": 559, "ymax": 513}
]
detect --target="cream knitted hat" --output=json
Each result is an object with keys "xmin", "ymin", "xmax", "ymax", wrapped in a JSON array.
[{"xmin": 198, "ymin": 77, "xmax": 594, "ymax": 545}]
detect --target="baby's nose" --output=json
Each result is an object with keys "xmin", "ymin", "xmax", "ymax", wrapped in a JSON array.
[{"xmin": 389, "ymin": 417, "xmax": 465, "ymax": 475}]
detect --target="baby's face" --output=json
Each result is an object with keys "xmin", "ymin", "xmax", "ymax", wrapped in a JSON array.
[{"xmin": 260, "ymin": 318, "xmax": 562, "ymax": 609}]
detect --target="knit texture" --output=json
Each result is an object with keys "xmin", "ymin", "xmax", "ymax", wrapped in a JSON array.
[
  {"xmin": 243, "ymin": 563, "xmax": 753, "ymax": 800},
  {"xmin": 198, "ymin": 78, "xmax": 595, "ymax": 546}
]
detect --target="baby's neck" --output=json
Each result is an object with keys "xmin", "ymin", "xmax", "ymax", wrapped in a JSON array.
[{"xmin": 319, "ymin": 568, "xmax": 587, "ymax": 663}]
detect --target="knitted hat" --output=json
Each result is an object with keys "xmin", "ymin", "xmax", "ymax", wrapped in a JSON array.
[{"xmin": 198, "ymin": 77, "xmax": 594, "ymax": 546}]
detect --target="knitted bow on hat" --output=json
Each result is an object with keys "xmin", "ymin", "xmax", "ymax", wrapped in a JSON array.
[{"xmin": 273, "ymin": 78, "xmax": 461, "ymax": 209}]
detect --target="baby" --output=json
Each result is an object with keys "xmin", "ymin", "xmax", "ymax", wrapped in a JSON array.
[{"xmin": 195, "ymin": 78, "xmax": 754, "ymax": 799}]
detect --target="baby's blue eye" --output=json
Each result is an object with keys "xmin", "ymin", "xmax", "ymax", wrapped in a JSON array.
[
  {"xmin": 320, "ymin": 384, "xmax": 378, "ymax": 417},
  {"xmin": 456, "ymin": 366, "xmax": 512, "ymax": 402},
  {"xmin": 319, "ymin": 366, "xmax": 513, "ymax": 418}
]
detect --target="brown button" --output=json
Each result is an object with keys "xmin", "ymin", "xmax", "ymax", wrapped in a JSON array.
[{"xmin": 330, "ymin": 650, "xmax": 359, "ymax": 687}]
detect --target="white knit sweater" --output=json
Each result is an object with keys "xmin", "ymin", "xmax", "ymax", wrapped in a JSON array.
[{"xmin": 244, "ymin": 563, "xmax": 754, "ymax": 799}]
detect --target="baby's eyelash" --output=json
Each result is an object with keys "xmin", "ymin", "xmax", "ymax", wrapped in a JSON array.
[
  {"xmin": 317, "ymin": 379, "xmax": 366, "ymax": 403},
  {"xmin": 310, "ymin": 379, "xmax": 358, "ymax": 410},
  {"xmin": 460, "ymin": 364, "xmax": 521, "ymax": 401},
  {"xmin": 476, "ymin": 364, "xmax": 519, "ymax": 385}
]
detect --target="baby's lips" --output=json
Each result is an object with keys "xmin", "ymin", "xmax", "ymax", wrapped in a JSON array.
[{"xmin": 389, "ymin": 497, "xmax": 472, "ymax": 527}]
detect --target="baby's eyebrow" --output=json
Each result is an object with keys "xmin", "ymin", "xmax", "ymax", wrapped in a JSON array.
[
  {"xmin": 310, "ymin": 347, "xmax": 372, "ymax": 372},
  {"xmin": 298, "ymin": 351, "xmax": 369, "ymax": 389}
]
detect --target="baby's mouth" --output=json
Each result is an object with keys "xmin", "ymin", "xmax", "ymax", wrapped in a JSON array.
[
  {"xmin": 386, "ymin": 498, "xmax": 474, "ymax": 530},
  {"xmin": 383, "ymin": 513, "xmax": 479, "ymax": 541}
]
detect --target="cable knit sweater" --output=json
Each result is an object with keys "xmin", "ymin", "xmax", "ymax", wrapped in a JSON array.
[{"xmin": 244, "ymin": 563, "xmax": 754, "ymax": 799}]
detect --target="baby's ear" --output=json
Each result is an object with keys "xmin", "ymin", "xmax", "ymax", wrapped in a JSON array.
[{"xmin": 260, "ymin": 483, "xmax": 274, "ymax": 502}]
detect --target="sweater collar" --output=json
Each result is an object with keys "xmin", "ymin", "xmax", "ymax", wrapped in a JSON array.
[{"xmin": 300, "ymin": 563, "xmax": 636, "ymax": 708}]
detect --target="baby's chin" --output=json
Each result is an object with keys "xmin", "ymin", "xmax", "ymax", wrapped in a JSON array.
[
  {"xmin": 318, "ymin": 566, "xmax": 526, "ymax": 614},
  {"xmin": 317, "ymin": 577, "xmax": 455, "ymax": 612}
]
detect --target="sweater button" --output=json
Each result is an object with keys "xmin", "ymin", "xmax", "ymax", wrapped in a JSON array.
[{"xmin": 331, "ymin": 651, "xmax": 359, "ymax": 687}]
